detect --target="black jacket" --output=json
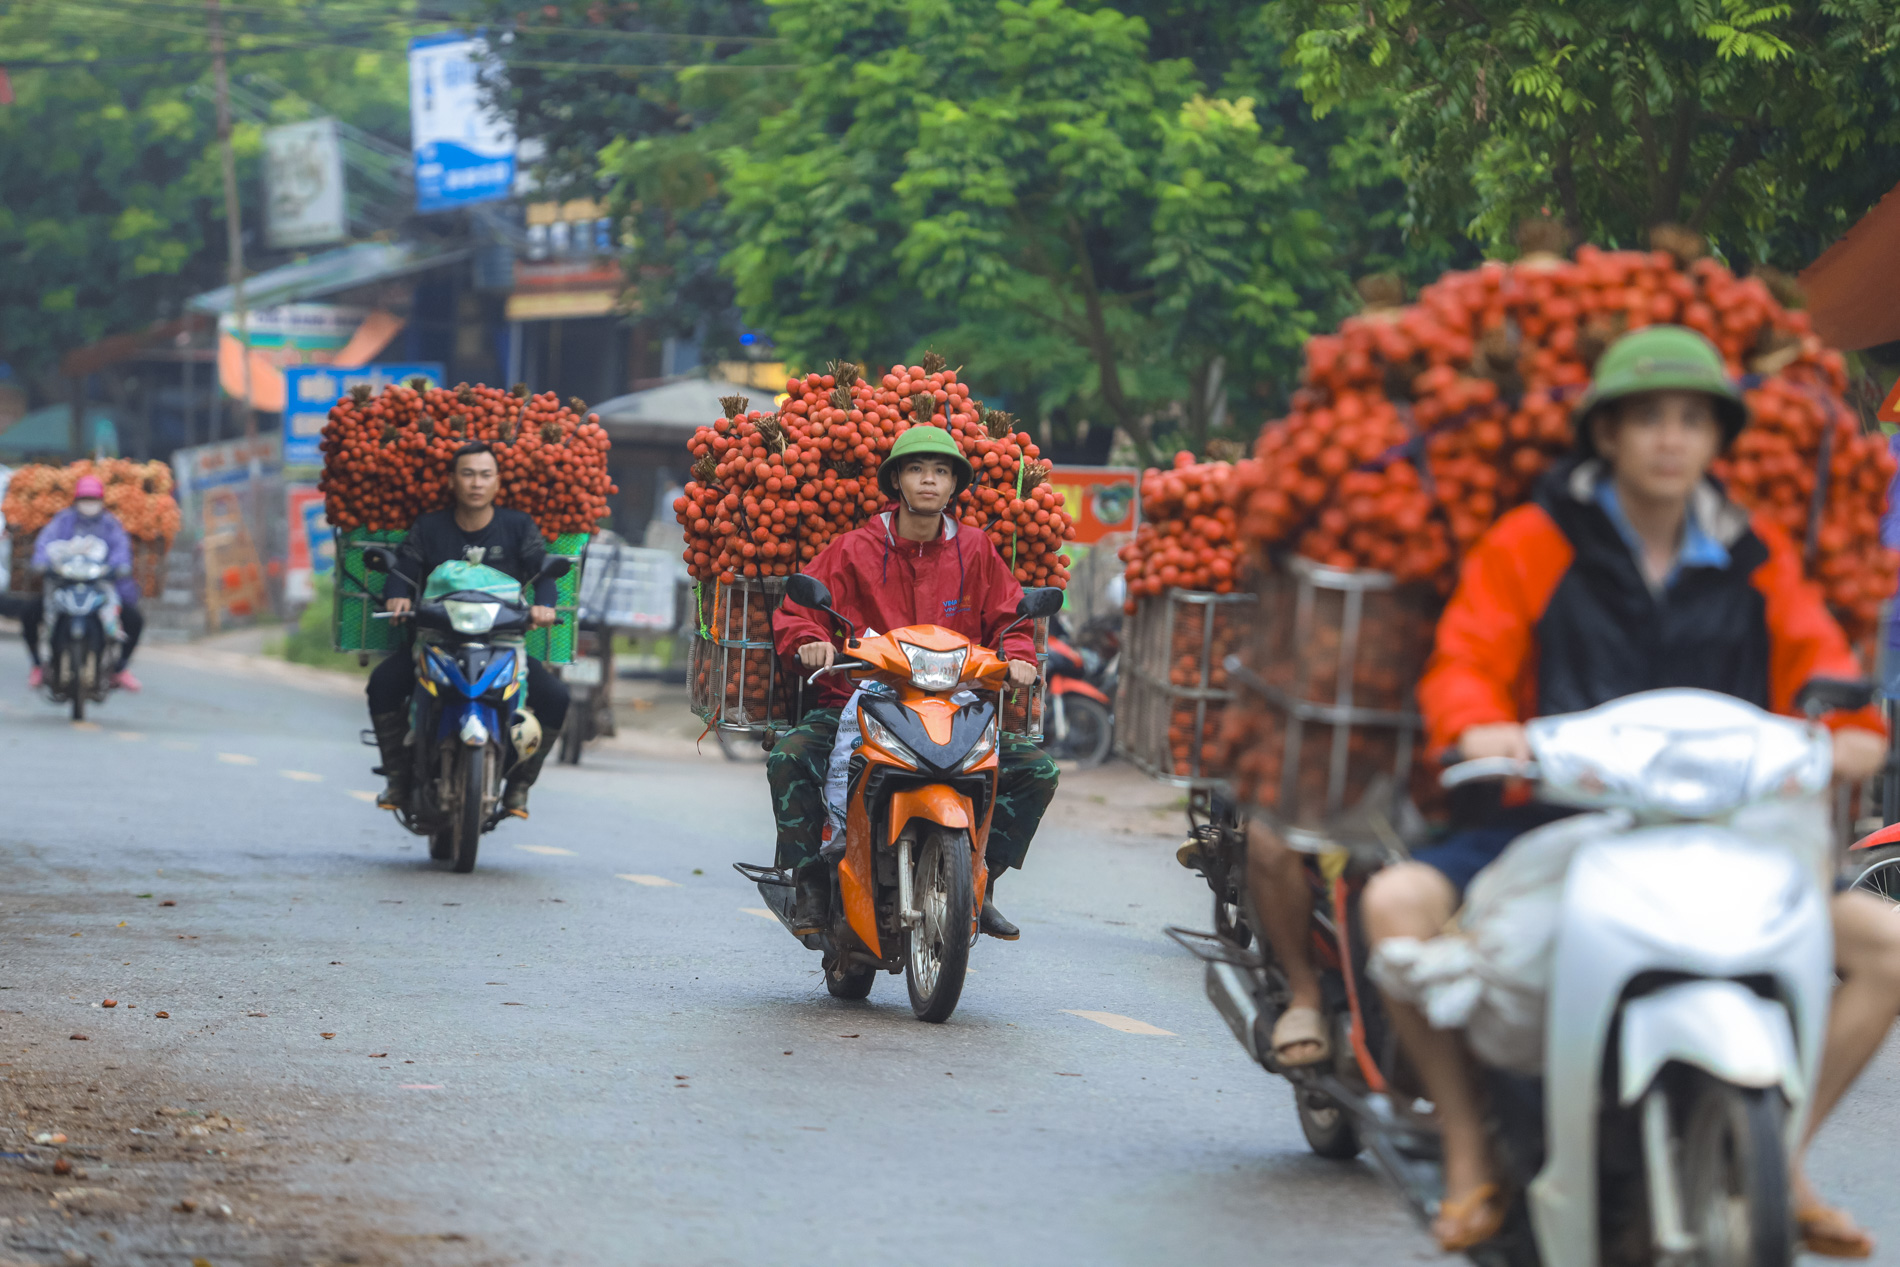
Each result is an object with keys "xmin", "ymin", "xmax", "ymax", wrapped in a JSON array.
[{"xmin": 385, "ymin": 508, "xmax": 557, "ymax": 607}]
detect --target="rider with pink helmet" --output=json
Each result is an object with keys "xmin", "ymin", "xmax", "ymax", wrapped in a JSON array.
[{"xmin": 22, "ymin": 475, "xmax": 143, "ymax": 691}]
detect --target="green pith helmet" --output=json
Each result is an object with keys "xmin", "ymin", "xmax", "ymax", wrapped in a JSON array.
[
  {"xmin": 877, "ymin": 423, "xmax": 974, "ymax": 500},
  {"xmin": 1573, "ymin": 324, "xmax": 1748, "ymax": 455}
]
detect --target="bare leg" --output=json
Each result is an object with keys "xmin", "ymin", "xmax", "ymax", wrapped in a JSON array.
[
  {"xmin": 1792, "ymin": 890, "xmax": 1900, "ymax": 1217},
  {"xmin": 1245, "ymin": 820, "xmax": 1323, "ymax": 1060},
  {"xmin": 1363, "ymin": 863, "xmax": 1495, "ymax": 1217}
]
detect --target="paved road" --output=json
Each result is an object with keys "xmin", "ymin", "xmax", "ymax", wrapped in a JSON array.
[{"xmin": 1, "ymin": 640, "xmax": 1896, "ymax": 1265}]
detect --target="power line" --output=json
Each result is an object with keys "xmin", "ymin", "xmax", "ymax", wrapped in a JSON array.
[{"xmin": 15, "ymin": 0, "xmax": 786, "ymax": 43}]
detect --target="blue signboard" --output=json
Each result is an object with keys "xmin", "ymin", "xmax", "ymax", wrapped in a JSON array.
[
  {"xmin": 410, "ymin": 33, "xmax": 516, "ymax": 212},
  {"xmin": 282, "ymin": 363, "xmax": 445, "ymax": 470}
]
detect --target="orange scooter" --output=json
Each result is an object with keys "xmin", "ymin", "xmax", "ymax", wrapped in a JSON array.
[{"xmin": 736, "ymin": 574, "xmax": 1064, "ymax": 1022}]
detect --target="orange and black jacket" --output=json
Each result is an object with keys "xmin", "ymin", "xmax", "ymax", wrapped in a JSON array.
[{"xmin": 1419, "ymin": 457, "xmax": 1882, "ymax": 753}]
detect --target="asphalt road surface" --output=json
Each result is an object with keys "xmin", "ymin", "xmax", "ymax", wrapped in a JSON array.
[{"xmin": 1, "ymin": 638, "xmax": 1896, "ymax": 1266}]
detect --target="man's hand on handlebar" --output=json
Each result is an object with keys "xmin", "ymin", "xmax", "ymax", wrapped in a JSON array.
[
  {"xmin": 1457, "ymin": 721, "xmax": 1531, "ymax": 763},
  {"xmin": 1005, "ymin": 659, "xmax": 1038, "ymax": 689},
  {"xmin": 798, "ymin": 641, "xmax": 836, "ymax": 672},
  {"xmin": 1833, "ymin": 727, "xmax": 1885, "ymax": 783},
  {"xmin": 529, "ymin": 605, "xmax": 557, "ymax": 629},
  {"xmin": 385, "ymin": 596, "xmax": 413, "ymax": 622}
]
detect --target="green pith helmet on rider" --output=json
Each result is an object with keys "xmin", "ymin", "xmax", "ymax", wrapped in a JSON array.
[
  {"xmin": 877, "ymin": 424, "xmax": 974, "ymax": 502},
  {"xmin": 1571, "ymin": 323, "xmax": 1748, "ymax": 457}
]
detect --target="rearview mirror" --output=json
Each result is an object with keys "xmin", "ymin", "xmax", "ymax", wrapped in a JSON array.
[
  {"xmin": 1016, "ymin": 587, "xmax": 1064, "ymax": 620},
  {"xmin": 362, "ymin": 546, "xmax": 395, "ymax": 574},
  {"xmin": 538, "ymin": 555, "xmax": 573, "ymax": 581},
  {"xmin": 786, "ymin": 573, "xmax": 832, "ymax": 611}
]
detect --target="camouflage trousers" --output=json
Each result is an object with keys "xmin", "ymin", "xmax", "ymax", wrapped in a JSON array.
[{"xmin": 765, "ymin": 707, "xmax": 1060, "ymax": 874}]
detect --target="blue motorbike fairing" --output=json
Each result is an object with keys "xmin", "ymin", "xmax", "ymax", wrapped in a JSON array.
[
  {"xmin": 438, "ymin": 699, "xmax": 501, "ymax": 745},
  {"xmin": 424, "ymin": 644, "xmax": 518, "ymax": 699}
]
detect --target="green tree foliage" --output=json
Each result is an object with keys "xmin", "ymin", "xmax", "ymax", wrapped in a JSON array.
[
  {"xmin": 1275, "ymin": 1, "xmax": 1900, "ymax": 266},
  {"xmin": 0, "ymin": 1, "xmax": 409, "ymax": 391},
  {"xmin": 724, "ymin": 0, "xmax": 1352, "ymax": 461},
  {"xmin": 475, "ymin": 0, "xmax": 781, "ymax": 362}
]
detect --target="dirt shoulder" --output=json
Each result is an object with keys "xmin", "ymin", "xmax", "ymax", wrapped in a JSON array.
[{"xmin": 0, "ymin": 1011, "xmax": 497, "ymax": 1267}]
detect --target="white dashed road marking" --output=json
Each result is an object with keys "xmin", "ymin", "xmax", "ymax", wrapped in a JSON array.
[
  {"xmin": 346, "ymin": 790, "xmax": 378, "ymax": 803},
  {"xmin": 617, "ymin": 874, "xmax": 679, "ymax": 887},
  {"xmin": 740, "ymin": 907, "xmax": 776, "ymax": 920},
  {"xmin": 280, "ymin": 770, "xmax": 323, "ymax": 782},
  {"xmin": 517, "ymin": 845, "xmax": 575, "ymax": 857},
  {"xmin": 217, "ymin": 753, "xmax": 258, "ymax": 766}
]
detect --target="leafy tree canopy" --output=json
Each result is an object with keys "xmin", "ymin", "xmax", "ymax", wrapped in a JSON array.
[
  {"xmin": 475, "ymin": 0, "xmax": 781, "ymax": 363},
  {"xmin": 1274, "ymin": 1, "xmax": 1900, "ymax": 267},
  {"xmin": 0, "ymin": 0, "xmax": 409, "ymax": 391},
  {"xmin": 723, "ymin": 0, "xmax": 1353, "ymax": 462}
]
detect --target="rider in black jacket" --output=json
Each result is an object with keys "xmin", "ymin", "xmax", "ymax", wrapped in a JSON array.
[{"xmin": 366, "ymin": 441, "xmax": 571, "ymax": 817}]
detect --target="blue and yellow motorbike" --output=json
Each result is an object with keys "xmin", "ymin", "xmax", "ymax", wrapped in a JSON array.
[{"xmin": 363, "ymin": 550, "xmax": 569, "ymax": 872}]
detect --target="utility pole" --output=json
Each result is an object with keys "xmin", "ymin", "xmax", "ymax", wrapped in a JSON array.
[{"xmin": 208, "ymin": 0, "xmax": 255, "ymax": 439}]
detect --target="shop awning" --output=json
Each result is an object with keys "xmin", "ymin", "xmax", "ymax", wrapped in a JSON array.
[
  {"xmin": 186, "ymin": 241, "xmax": 471, "ymax": 315},
  {"xmin": 1799, "ymin": 180, "xmax": 1900, "ymax": 352},
  {"xmin": 591, "ymin": 377, "xmax": 778, "ymax": 445},
  {"xmin": 0, "ymin": 405, "xmax": 120, "ymax": 457}
]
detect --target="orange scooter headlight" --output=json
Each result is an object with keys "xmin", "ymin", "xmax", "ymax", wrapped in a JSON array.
[{"xmin": 861, "ymin": 709, "xmax": 920, "ymax": 768}]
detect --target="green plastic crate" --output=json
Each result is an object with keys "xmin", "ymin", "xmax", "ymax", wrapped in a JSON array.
[{"xmin": 333, "ymin": 528, "xmax": 589, "ymax": 664}]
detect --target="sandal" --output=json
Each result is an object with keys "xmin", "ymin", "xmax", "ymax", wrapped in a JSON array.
[
  {"xmin": 1797, "ymin": 1204, "xmax": 1875, "ymax": 1258},
  {"xmin": 1269, "ymin": 1006, "xmax": 1331, "ymax": 1068},
  {"xmin": 1433, "ymin": 1182, "xmax": 1507, "ymax": 1253}
]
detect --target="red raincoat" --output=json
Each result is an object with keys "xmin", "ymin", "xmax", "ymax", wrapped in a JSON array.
[{"xmin": 773, "ymin": 512, "xmax": 1038, "ymax": 708}]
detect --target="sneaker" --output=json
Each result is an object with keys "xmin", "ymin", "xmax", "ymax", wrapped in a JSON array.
[
  {"xmin": 111, "ymin": 670, "xmax": 141, "ymax": 692},
  {"xmin": 26, "ymin": 666, "xmax": 41, "ymax": 690}
]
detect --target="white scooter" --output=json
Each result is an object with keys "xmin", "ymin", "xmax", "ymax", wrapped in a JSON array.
[{"xmin": 1188, "ymin": 682, "xmax": 1863, "ymax": 1267}]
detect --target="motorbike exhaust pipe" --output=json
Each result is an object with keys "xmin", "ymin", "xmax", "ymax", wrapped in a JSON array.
[{"xmin": 1204, "ymin": 960, "xmax": 1263, "ymax": 1063}]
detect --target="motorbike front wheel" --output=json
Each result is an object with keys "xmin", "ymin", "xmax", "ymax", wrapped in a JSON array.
[
  {"xmin": 1845, "ymin": 843, "xmax": 1900, "ymax": 907},
  {"xmin": 1673, "ymin": 1076, "xmax": 1791, "ymax": 1267},
  {"xmin": 905, "ymin": 826, "xmax": 974, "ymax": 1023},
  {"xmin": 448, "ymin": 746, "xmax": 490, "ymax": 874},
  {"xmin": 65, "ymin": 646, "xmax": 85, "ymax": 721}
]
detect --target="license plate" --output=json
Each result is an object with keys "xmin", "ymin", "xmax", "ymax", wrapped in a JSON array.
[{"xmin": 562, "ymin": 659, "xmax": 603, "ymax": 686}]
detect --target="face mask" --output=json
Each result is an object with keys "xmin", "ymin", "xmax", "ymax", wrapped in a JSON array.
[{"xmin": 75, "ymin": 499, "xmax": 105, "ymax": 517}]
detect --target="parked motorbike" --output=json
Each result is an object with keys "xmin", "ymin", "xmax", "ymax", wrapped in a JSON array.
[
  {"xmin": 40, "ymin": 535, "xmax": 123, "ymax": 721},
  {"xmin": 736, "ymin": 574, "xmax": 1064, "ymax": 1022},
  {"xmin": 362, "ymin": 547, "xmax": 571, "ymax": 873},
  {"xmin": 1043, "ymin": 617, "xmax": 1115, "ymax": 767},
  {"xmin": 1175, "ymin": 682, "xmax": 1863, "ymax": 1267},
  {"xmin": 556, "ymin": 622, "xmax": 613, "ymax": 766}
]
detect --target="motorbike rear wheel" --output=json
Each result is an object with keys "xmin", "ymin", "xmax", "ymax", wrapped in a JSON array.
[
  {"xmin": 824, "ymin": 955, "xmax": 877, "ymax": 1000},
  {"xmin": 1674, "ymin": 1076, "xmax": 1790, "ymax": 1267},
  {"xmin": 1294, "ymin": 1084, "xmax": 1361, "ymax": 1160},
  {"xmin": 449, "ymin": 746, "xmax": 489, "ymax": 874},
  {"xmin": 905, "ymin": 826, "xmax": 973, "ymax": 1023}
]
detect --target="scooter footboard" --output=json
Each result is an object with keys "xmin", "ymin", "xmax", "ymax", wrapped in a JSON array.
[{"xmin": 1617, "ymin": 979, "xmax": 1800, "ymax": 1107}]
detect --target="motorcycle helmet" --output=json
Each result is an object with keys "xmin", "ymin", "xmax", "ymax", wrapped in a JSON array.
[
  {"xmin": 510, "ymin": 707, "xmax": 543, "ymax": 760},
  {"xmin": 1571, "ymin": 324, "xmax": 1747, "ymax": 456},
  {"xmin": 876, "ymin": 424, "xmax": 974, "ymax": 501}
]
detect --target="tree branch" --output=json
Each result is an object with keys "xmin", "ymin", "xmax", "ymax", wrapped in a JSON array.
[
  {"xmin": 1552, "ymin": 131, "xmax": 1583, "ymax": 238},
  {"xmin": 1656, "ymin": 92, "xmax": 1698, "ymax": 224},
  {"xmin": 1685, "ymin": 129, "xmax": 1761, "ymax": 234},
  {"xmin": 1063, "ymin": 214, "xmax": 1152, "ymax": 464}
]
